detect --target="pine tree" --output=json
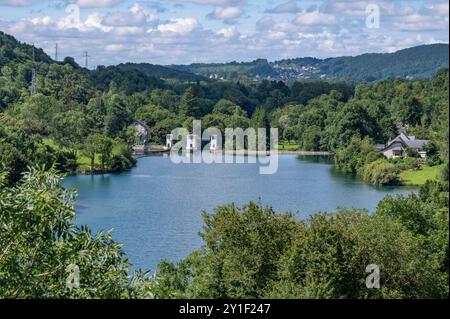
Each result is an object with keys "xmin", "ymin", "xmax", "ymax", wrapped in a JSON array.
[{"xmin": 179, "ymin": 86, "xmax": 199, "ymax": 118}]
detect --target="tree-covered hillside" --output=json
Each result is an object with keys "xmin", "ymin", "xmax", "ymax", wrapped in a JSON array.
[
  {"xmin": 117, "ymin": 63, "xmax": 207, "ymax": 82},
  {"xmin": 1, "ymin": 30, "xmax": 448, "ymax": 187},
  {"xmin": 319, "ymin": 44, "xmax": 450, "ymax": 81},
  {"xmin": 0, "ymin": 31, "xmax": 53, "ymax": 66},
  {"xmin": 168, "ymin": 44, "xmax": 449, "ymax": 82}
]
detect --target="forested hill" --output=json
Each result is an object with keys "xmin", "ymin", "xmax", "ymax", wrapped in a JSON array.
[
  {"xmin": 1, "ymin": 30, "xmax": 447, "ymax": 83},
  {"xmin": 168, "ymin": 44, "xmax": 449, "ymax": 82},
  {"xmin": 0, "ymin": 31, "xmax": 53, "ymax": 65},
  {"xmin": 116, "ymin": 63, "xmax": 207, "ymax": 82},
  {"xmin": 318, "ymin": 44, "xmax": 449, "ymax": 81},
  {"xmin": 0, "ymin": 31, "xmax": 203, "ymax": 85}
]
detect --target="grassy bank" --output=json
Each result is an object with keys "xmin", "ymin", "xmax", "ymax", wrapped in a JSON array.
[
  {"xmin": 277, "ymin": 141, "xmax": 300, "ymax": 151},
  {"xmin": 43, "ymin": 138, "xmax": 100, "ymax": 172},
  {"xmin": 400, "ymin": 164, "xmax": 444, "ymax": 186}
]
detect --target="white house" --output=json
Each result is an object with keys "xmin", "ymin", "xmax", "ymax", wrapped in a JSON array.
[
  {"xmin": 210, "ymin": 135, "xmax": 218, "ymax": 151},
  {"xmin": 165, "ymin": 134, "xmax": 173, "ymax": 150},
  {"xmin": 381, "ymin": 132, "xmax": 429, "ymax": 159}
]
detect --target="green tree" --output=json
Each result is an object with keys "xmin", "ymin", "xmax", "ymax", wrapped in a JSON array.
[
  {"xmin": 96, "ymin": 135, "xmax": 114, "ymax": 171},
  {"xmin": 300, "ymin": 125, "xmax": 322, "ymax": 151},
  {"xmin": 399, "ymin": 97, "xmax": 423, "ymax": 126},
  {"xmin": 52, "ymin": 110, "xmax": 89, "ymax": 157},
  {"xmin": 104, "ymin": 94, "xmax": 131, "ymax": 137},
  {"xmin": 213, "ymin": 99, "xmax": 246, "ymax": 117},
  {"xmin": 135, "ymin": 104, "xmax": 174, "ymax": 128},
  {"xmin": 0, "ymin": 167, "xmax": 138, "ymax": 298},
  {"xmin": 179, "ymin": 86, "xmax": 200, "ymax": 118},
  {"xmin": 362, "ymin": 160, "xmax": 400, "ymax": 185},
  {"xmin": 334, "ymin": 136, "xmax": 383, "ymax": 175},
  {"xmin": 150, "ymin": 198, "xmax": 448, "ymax": 299},
  {"xmin": 82, "ymin": 134, "xmax": 100, "ymax": 173}
]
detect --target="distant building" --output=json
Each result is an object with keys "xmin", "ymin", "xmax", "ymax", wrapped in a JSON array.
[
  {"xmin": 165, "ymin": 134, "xmax": 173, "ymax": 150},
  {"xmin": 210, "ymin": 135, "xmax": 218, "ymax": 151},
  {"xmin": 380, "ymin": 132, "xmax": 429, "ymax": 159},
  {"xmin": 186, "ymin": 134, "xmax": 198, "ymax": 152}
]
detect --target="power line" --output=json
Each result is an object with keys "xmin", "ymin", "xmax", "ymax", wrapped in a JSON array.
[{"xmin": 83, "ymin": 51, "xmax": 90, "ymax": 69}]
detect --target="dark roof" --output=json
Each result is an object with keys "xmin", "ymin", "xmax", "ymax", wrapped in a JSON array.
[
  {"xmin": 387, "ymin": 133, "xmax": 428, "ymax": 150},
  {"xmin": 382, "ymin": 142, "xmax": 404, "ymax": 152}
]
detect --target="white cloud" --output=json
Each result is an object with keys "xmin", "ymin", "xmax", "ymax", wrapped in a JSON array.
[
  {"xmin": 30, "ymin": 16, "xmax": 52, "ymax": 25},
  {"xmin": 76, "ymin": 0, "xmax": 123, "ymax": 9},
  {"xmin": 265, "ymin": 1, "xmax": 300, "ymax": 14},
  {"xmin": 294, "ymin": 11, "xmax": 338, "ymax": 26},
  {"xmin": 171, "ymin": 0, "xmax": 243, "ymax": 5},
  {"xmin": 207, "ymin": 6, "xmax": 243, "ymax": 24},
  {"xmin": 157, "ymin": 18, "xmax": 200, "ymax": 34},
  {"xmin": 393, "ymin": 13, "xmax": 448, "ymax": 32},
  {"xmin": 0, "ymin": 0, "xmax": 33, "ymax": 6},
  {"xmin": 105, "ymin": 43, "xmax": 125, "ymax": 51},
  {"xmin": 0, "ymin": 0, "xmax": 447, "ymax": 66},
  {"xmin": 256, "ymin": 16, "xmax": 275, "ymax": 31},
  {"xmin": 102, "ymin": 4, "xmax": 158, "ymax": 27},
  {"xmin": 217, "ymin": 26, "xmax": 239, "ymax": 38}
]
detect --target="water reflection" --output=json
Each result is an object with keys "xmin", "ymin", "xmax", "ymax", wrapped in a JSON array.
[{"xmin": 63, "ymin": 155, "xmax": 416, "ymax": 270}]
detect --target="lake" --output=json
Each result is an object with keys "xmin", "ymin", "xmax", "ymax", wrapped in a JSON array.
[{"xmin": 63, "ymin": 155, "xmax": 416, "ymax": 271}]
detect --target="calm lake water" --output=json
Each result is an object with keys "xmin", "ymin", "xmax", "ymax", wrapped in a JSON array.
[{"xmin": 63, "ymin": 155, "xmax": 416, "ymax": 271}]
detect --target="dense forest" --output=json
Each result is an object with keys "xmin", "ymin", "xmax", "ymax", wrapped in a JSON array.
[
  {"xmin": 0, "ymin": 31, "xmax": 448, "ymax": 298},
  {"xmin": 0, "ymin": 31, "xmax": 354, "ymax": 182},
  {"xmin": 1, "ymin": 29, "xmax": 448, "ymax": 186}
]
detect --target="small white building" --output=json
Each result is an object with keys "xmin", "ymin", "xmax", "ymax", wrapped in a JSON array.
[
  {"xmin": 210, "ymin": 135, "xmax": 218, "ymax": 151},
  {"xmin": 186, "ymin": 134, "xmax": 198, "ymax": 152},
  {"xmin": 165, "ymin": 134, "xmax": 173, "ymax": 150}
]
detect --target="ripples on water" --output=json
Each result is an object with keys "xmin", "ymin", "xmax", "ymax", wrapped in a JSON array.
[{"xmin": 63, "ymin": 155, "xmax": 416, "ymax": 270}]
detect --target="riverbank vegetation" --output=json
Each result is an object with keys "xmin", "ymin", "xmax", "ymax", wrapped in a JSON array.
[
  {"xmin": 1, "ymin": 31, "xmax": 448, "ymax": 186},
  {"xmin": 151, "ymin": 179, "xmax": 448, "ymax": 299},
  {"xmin": 0, "ymin": 166, "xmax": 448, "ymax": 298}
]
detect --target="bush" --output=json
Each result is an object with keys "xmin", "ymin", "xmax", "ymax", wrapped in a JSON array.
[
  {"xmin": 363, "ymin": 160, "xmax": 400, "ymax": 185},
  {"xmin": 423, "ymin": 141, "xmax": 442, "ymax": 166},
  {"xmin": 427, "ymin": 155, "xmax": 443, "ymax": 167},
  {"xmin": 150, "ymin": 200, "xmax": 448, "ymax": 299},
  {"xmin": 0, "ymin": 167, "xmax": 137, "ymax": 298},
  {"xmin": 391, "ymin": 157, "xmax": 419, "ymax": 171},
  {"xmin": 110, "ymin": 142, "xmax": 136, "ymax": 172},
  {"xmin": 54, "ymin": 149, "xmax": 77, "ymax": 172},
  {"xmin": 334, "ymin": 136, "xmax": 383, "ymax": 175}
]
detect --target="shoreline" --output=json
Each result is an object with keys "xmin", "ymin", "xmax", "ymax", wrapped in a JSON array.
[{"xmin": 136, "ymin": 148, "xmax": 334, "ymax": 157}]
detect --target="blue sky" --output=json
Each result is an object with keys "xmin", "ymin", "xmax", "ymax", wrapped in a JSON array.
[{"xmin": 0, "ymin": 0, "xmax": 448, "ymax": 67}]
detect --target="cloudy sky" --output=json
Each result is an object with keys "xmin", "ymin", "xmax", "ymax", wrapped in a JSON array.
[{"xmin": 0, "ymin": 0, "xmax": 448, "ymax": 67}]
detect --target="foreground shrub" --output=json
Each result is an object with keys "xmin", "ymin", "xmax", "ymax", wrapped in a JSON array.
[
  {"xmin": 151, "ymin": 195, "xmax": 448, "ymax": 299},
  {"xmin": 0, "ymin": 168, "xmax": 138, "ymax": 298},
  {"xmin": 363, "ymin": 160, "xmax": 400, "ymax": 185},
  {"xmin": 1, "ymin": 168, "xmax": 447, "ymax": 299},
  {"xmin": 391, "ymin": 157, "xmax": 420, "ymax": 171}
]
